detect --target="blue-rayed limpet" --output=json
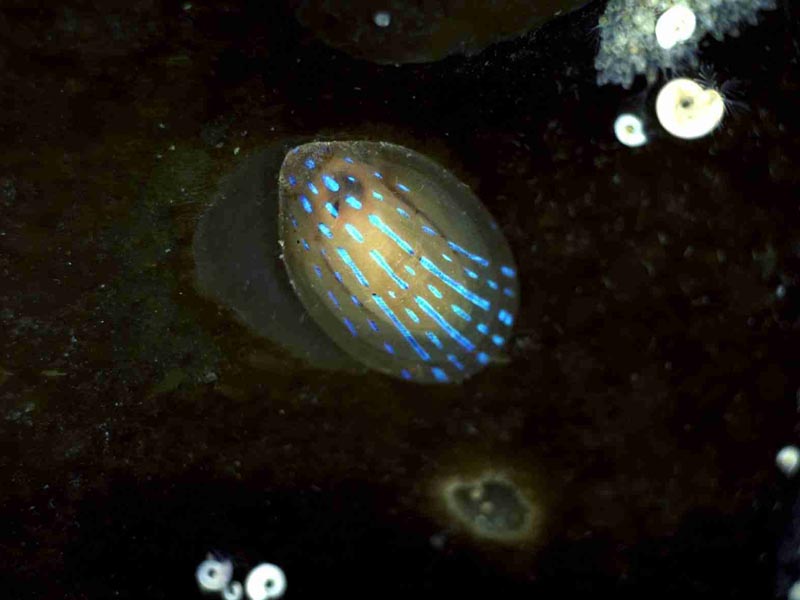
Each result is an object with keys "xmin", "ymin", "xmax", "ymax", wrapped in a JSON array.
[{"xmin": 278, "ymin": 141, "xmax": 519, "ymax": 384}]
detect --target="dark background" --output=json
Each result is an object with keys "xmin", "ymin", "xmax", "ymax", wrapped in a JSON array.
[{"xmin": 1, "ymin": 1, "xmax": 798, "ymax": 598}]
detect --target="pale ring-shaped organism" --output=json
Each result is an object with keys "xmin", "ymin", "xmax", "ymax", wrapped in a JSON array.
[
  {"xmin": 613, "ymin": 113, "xmax": 648, "ymax": 147},
  {"xmin": 196, "ymin": 556, "xmax": 234, "ymax": 593},
  {"xmin": 244, "ymin": 563, "xmax": 287, "ymax": 600},
  {"xmin": 655, "ymin": 78, "xmax": 725, "ymax": 140}
]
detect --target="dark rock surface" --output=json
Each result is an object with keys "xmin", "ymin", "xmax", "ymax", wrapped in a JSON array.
[{"xmin": 0, "ymin": 1, "xmax": 798, "ymax": 598}]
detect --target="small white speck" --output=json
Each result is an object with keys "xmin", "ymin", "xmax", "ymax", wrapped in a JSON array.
[
  {"xmin": 373, "ymin": 11, "xmax": 391, "ymax": 28},
  {"xmin": 233, "ymin": 147, "xmax": 240, "ymax": 155},
  {"xmin": 776, "ymin": 284, "xmax": 786, "ymax": 299}
]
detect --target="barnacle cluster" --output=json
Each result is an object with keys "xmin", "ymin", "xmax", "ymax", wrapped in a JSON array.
[{"xmin": 595, "ymin": 0, "xmax": 777, "ymax": 88}]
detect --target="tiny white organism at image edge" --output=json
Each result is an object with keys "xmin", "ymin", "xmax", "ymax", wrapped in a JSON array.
[
  {"xmin": 655, "ymin": 5, "xmax": 697, "ymax": 50},
  {"xmin": 789, "ymin": 580, "xmax": 800, "ymax": 600},
  {"xmin": 655, "ymin": 77, "xmax": 726, "ymax": 140},
  {"xmin": 776, "ymin": 445, "xmax": 800, "ymax": 477},
  {"xmin": 614, "ymin": 113, "xmax": 648, "ymax": 147}
]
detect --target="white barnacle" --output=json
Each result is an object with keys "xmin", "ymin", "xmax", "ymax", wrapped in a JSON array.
[
  {"xmin": 655, "ymin": 78, "xmax": 725, "ymax": 140},
  {"xmin": 776, "ymin": 445, "xmax": 800, "ymax": 477},
  {"xmin": 196, "ymin": 554, "xmax": 234, "ymax": 593},
  {"xmin": 245, "ymin": 563, "xmax": 287, "ymax": 600},
  {"xmin": 614, "ymin": 113, "xmax": 648, "ymax": 147},
  {"xmin": 655, "ymin": 5, "xmax": 697, "ymax": 50}
]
